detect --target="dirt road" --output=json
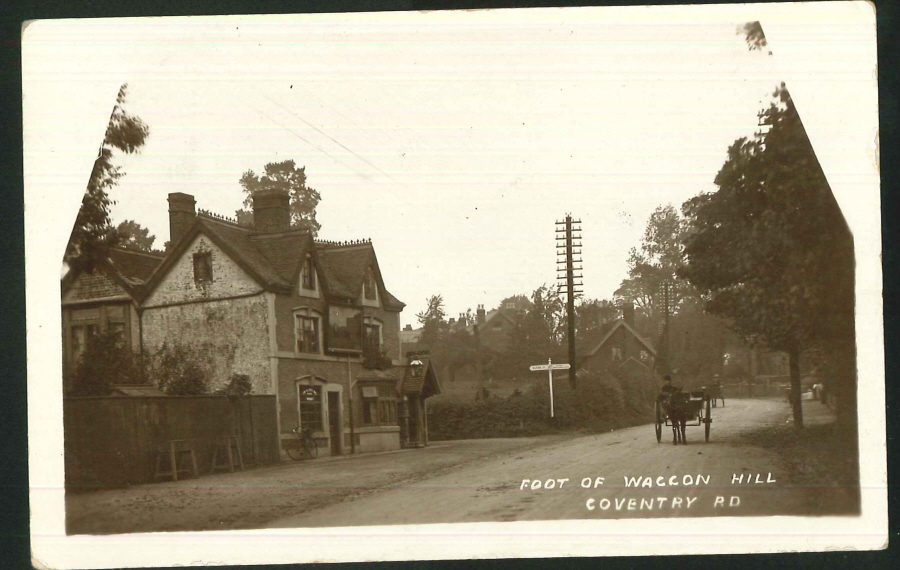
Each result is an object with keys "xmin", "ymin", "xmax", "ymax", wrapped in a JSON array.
[
  {"xmin": 67, "ymin": 397, "xmax": 854, "ymax": 535},
  {"xmin": 269, "ymin": 398, "xmax": 849, "ymax": 527}
]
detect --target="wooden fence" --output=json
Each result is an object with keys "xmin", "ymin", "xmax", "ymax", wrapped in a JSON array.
[{"xmin": 64, "ymin": 395, "xmax": 279, "ymax": 489}]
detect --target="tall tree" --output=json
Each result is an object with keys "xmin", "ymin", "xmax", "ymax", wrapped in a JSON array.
[
  {"xmin": 65, "ymin": 84, "xmax": 149, "ymax": 272},
  {"xmin": 679, "ymin": 83, "xmax": 855, "ymax": 429},
  {"xmin": 416, "ymin": 294, "xmax": 449, "ymax": 349},
  {"xmin": 235, "ymin": 160, "xmax": 321, "ymax": 235},
  {"xmin": 614, "ymin": 205, "xmax": 694, "ymax": 326},
  {"xmin": 115, "ymin": 220, "xmax": 156, "ymax": 252}
]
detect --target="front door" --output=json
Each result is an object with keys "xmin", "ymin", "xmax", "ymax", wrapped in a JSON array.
[{"xmin": 327, "ymin": 392, "xmax": 341, "ymax": 455}]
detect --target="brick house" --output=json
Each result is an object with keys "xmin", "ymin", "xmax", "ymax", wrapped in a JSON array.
[{"xmin": 62, "ymin": 188, "xmax": 440, "ymax": 457}]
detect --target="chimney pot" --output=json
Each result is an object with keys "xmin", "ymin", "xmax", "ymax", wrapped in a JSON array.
[{"xmin": 476, "ymin": 305, "xmax": 486, "ymax": 325}]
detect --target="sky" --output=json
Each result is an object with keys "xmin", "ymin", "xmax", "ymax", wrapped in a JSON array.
[{"xmin": 19, "ymin": 9, "xmax": 822, "ymax": 328}]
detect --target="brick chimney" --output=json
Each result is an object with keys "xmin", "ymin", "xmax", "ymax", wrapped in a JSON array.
[
  {"xmin": 168, "ymin": 193, "xmax": 196, "ymax": 247},
  {"xmin": 622, "ymin": 301, "xmax": 635, "ymax": 328},
  {"xmin": 252, "ymin": 188, "xmax": 291, "ymax": 233},
  {"xmin": 476, "ymin": 304, "xmax": 486, "ymax": 325}
]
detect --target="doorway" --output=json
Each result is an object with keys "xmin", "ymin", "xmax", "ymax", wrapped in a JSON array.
[{"xmin": 327, "ymin": 391, "xmax": 341, "ymax": 455}]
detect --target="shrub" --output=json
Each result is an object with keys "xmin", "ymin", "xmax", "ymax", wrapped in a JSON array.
[
  {"xmin": 70, "ymin": 331, "xmax": 146, "ymax": 396},
  {"xmin": 214, "ymin": 373, "xmax": 253, "ymax": 396},
  {"xmin": 147, "ymin": 342, "xmax": 210, "ymax": 396},
  {"xmin": 362, "ymin": 349, "xmax": 393, "ymax": 370},
  {"xmin": 427, "ymin": 367, "xmax": 657, "ymax": 440}
]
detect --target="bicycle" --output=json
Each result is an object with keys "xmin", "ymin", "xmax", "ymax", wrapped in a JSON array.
[{"xmin": 286, "ymin": 425, "xmax": 319, "ymax": 460}]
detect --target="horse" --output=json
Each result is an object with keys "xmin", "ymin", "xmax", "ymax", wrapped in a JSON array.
[{"xmin": 665, "ymin": 391, "xmax": 691, "ymax": 445}]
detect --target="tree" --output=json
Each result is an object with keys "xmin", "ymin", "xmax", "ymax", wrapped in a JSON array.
[
  {"xmin": 416, "ymin": 294, "xmax": 449, "ymax": 349},
  {"xmin": 614, "ymin": 205, "xmax": 695, "ymax": 328},
  {"xmin": 235, "ymin": 160, "xmax": 321, "ymax": 235},
  {"xmin": 679, "ymin": 83, "xmax": 855, "ymax": 430},
  {"xmin": 65, "ymin": 84, "xmax": 150, "ymax": 272},
  {"xmin": 115, "ymin": 219, "xmax": 157, "ymax": 252}
]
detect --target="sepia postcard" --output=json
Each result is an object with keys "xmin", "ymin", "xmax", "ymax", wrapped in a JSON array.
[{"xmin": 24, "ymin": 2, "xmax": 885, "ymax": 567}]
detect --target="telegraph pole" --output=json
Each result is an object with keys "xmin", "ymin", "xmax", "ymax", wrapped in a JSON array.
[{"xmin": 556, "ymin": 214, "xmax": 582, "ymax": 389}]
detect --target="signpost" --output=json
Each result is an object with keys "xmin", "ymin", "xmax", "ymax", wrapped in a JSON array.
[{"xmin": 529, "ymin": 358, "xmax": 571, "ymax": 418}]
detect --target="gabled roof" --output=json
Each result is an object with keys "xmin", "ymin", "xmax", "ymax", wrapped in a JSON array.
[
  {"xmin": 399, "ymin": 356, "xmax": 441, "ymax": 398},
  {"xmin": 314, "ymin": 242, "xmax": 405, "ymax": 310},
  {"xmin": 583, "ymin": 319, "xmax": 657, "ymax": 357},
  {"xmin": 141, "ymin": 216, "xmax": 299, "ymax": 298},
  {"xmin": 62, "ymin": 247, "xmax": 165, "ymax": 300},
  {"xmin": 139, "ymin": 214, "xmax": 405, "ymax": 310},
  {"xmin": 469, "ymin": 309, "xmax": 515, "ymax": 333}
]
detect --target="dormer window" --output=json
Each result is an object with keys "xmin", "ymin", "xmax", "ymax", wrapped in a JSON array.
[
  {"xmin": 301, "ymin": 255, "xmax": 316, "ymax": 291},
  {"xmin": 364, "ymin": 267, "xmax": 377, "ymax": 301},
  {"xmin": 193, "ymin": 252, "xmax": 212, "ymax": 285}
]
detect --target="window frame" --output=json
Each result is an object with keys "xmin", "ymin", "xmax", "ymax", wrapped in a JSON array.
[
  {"xmin": 293, "ymin": 307, "xmax": 323, "ymax": 355},
  {"xmin": 193, "ymin": 251, "xmax": 213, "ymax": 285},
  {"xmin": 298, "ymin": 384, "xmax": 325, "ymax": 433},
  {"xmin": 360, "ymin": 382, "xmax": 397, "ymax": 427},
  {"xmin": 363, "ymin": 267, "xmax": 377, "ymax": 301},
  {"xmin": 300, "ymin": 255, "xmax": 317, "ymax": 293},
  {"xmin": 362, "ymin": 316, "xmax": 383, "ymax": 357}
]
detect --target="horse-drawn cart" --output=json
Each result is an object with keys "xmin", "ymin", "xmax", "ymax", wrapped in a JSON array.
[{"xmin": 655, "ymin": 389, "xmax": 711, "ymax": 445}]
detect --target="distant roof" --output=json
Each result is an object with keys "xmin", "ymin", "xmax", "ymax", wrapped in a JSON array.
[
  {"xmin": 582, "ymin": 319, "xmax": 657, "ymax": 357},
  {"xmin": 450, "ymin": 309, "xmax": 516, "ymax": 334}
]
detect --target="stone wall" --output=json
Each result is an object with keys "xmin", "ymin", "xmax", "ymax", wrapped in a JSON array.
[{"xmin": 141, "ymin": 295, "xmax": 273, "ymax": 394}]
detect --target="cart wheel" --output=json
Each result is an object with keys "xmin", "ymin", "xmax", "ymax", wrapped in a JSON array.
[
  {"xmin": 705, "ymin": 398, "xmax": 711, "ymax": 442},
  {"xmin": 655, "ymin": 400, "xmax": 663, "ymax": 443}
]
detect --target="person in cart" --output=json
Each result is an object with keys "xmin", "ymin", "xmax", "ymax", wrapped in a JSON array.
[{"xmin": 659, "ymin": 374, "xmax": 680, "ymax": 400}]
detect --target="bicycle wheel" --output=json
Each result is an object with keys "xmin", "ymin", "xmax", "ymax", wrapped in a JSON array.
[
  {"xmin": 286, "ymin": 437, "xmax": 305, "ymax": 461},
  {"xmin": 303, "ymin": 435, "xmax": 319, "ymax": 459}
]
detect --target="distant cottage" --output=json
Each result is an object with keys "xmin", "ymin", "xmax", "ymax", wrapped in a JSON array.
[
  {"xmin": 578, "ymin": 302, "xmax": 657, "ymax": 377},
  {"xmin": 62, "ymin": 188, "xmax": 440, "ymax": 457}
]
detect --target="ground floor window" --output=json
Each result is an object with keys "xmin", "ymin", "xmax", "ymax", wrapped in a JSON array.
[
  {"xmin": 299, "ymin": 385, "xmax": 323, "ymax": 432},
  {"xmin": 361, "ymin": 383, "xmax": 397, "ymax": 426}
]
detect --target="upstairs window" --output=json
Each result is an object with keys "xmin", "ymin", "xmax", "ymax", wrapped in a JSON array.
[
  {"xmin": 364, "ymin": 323, "xmax": 381, "ymax": 356},
  {"xmin": 301, "ymin": 255, "xmax": 316, "ymax": 291},
  {"xmin": 363, "ymin": 268, "xmax": 377, "ymax": 301},
  {"xmin": 193, "ymin": 252, "xmax": 212, "ymax": 285},
  {"xmin": 294, "ymin": 309, "xmax": 321, "ymax": 354},
  {"xmin": 611, "ymin": 346, "xmax": 623, "ymax": 361}
]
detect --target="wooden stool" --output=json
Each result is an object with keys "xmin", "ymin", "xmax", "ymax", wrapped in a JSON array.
[
  {"xmin": 211, "ymin": 435, "xmax": 245, "ymax": 473},
  {"xmin": 154, "ymin": 440, "xmax": 199, "ymax": 482}
]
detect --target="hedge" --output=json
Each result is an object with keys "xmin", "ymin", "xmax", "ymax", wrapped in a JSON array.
[{"xmin": 427, "ymin": 367, "xmax": 658, "ymax": 441}]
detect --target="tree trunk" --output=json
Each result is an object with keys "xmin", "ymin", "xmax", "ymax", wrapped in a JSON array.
[{"xmin": 788, "ymin": 345, "xmax": 803, "ymax": 429}]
